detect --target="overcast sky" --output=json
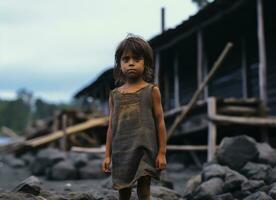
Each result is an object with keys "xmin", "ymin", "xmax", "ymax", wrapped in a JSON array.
[{"xmin": 0, "ymin": 0, "xmax": 197, "ymax": 103}]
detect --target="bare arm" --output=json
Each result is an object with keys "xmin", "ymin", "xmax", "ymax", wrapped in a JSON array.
[
  {"xmin": 105, "ymin": 93, "xmax": 113, "ymax": 158},
  {"xmin": 152, "ymin": 86, "xmax": 167, "ymax": 156},
  {"xmin": 102, "ymin": 92, "xmax": 113, "ymax": 172}
]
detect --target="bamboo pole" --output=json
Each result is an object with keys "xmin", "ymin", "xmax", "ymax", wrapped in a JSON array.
[
  {"xmin": 167, "ymin": 42, "xmax": 234, "ymax": 139},
  {"xmin": 207, "ymin": 97, "xmax": 217, "ymax": 162},
  {"xmin": 25, "ymin": 117, "xmax": 108, "ymax": 147}
]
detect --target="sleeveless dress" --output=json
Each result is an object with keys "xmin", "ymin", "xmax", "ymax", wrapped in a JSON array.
[{"xmin": 110, "ymin": 83, "xmax": 160, "ymax": 190}]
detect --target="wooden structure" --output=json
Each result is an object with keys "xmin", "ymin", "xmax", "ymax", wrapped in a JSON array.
[{"xmin": 73, "ymin": 0, "xmax": 276, "ymax": 162}]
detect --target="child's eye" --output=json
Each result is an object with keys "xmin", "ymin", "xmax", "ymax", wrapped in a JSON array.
[{"xmin": 133, "ymin": 56, "xmax": 142, "ymax": 61}]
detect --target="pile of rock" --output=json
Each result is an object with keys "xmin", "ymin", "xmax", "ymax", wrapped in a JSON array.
[
  {"xmin": 1, "ymin": 147, "xmax": 108, "ymax": 180},
  {"xmin": 183, "ymin": 135, "xmax": 276, "ymax": 200}
]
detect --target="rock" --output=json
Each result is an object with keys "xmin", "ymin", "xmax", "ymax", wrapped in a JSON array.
[
  {"xmin": 183, "ymin": 174, "xmax": 201, "ymax": 198},
  {"xmin": 30, "ymin": 148, "xmax": 66, "ymax": 175},
  {"xmin": 243, "ymin": 191, "xmax": 273, "ymax": 200},
  {"xmin": 20, "ymin": 153, "xmax": 35, "ymax": 166},
  {"xmin": 68, "ymin": 152, "xmax": 89, "ymax": 168},
  {"xmin": 48, "ymin": 160, "xmax": 78, "ymax": 180},
  {"xmin": 268, "ymin": 166, "xmax": 276, "ymax": 183},
  {"xmin": 217, "ymin": 135, "xmax": 258, "ymax": 170},
  {"xmin": 79, "ymin": 160, "xmax": 108, "ymax": 179},
  {"xmin": 166, "ymin": 163, "xmax": 185, "ymax": 173},
  {"xmin": 257, "ymin": 142, "xmax": 276, "ymax": 167},
  {"xmin": 213, "ymin": 193, "xmax": 235, "ymax": 200},
  {"xmin": 11, "ymin": 176, "xmax": 41, "ymax": 195},
  {"xmin": 0, "ymin": 192, "xmax": 40, "ymax": 200},
  {"xmin": 268, "ymin": 183, "xmax": 276, "ymax": 199},
  {"xmin": 151, "ymin": 185, "xmax": 184, "ymax": 200},
  {"xmin": 223, "ymin": 167, "xmax": 247, "ymax": 192},
  {"xmin": 192, "ymin": 177, "xmax": 224, "ymax": 200},
  {"xmin": 2, "ymin": 154, "xmax": 25, "ymax": 168},
  {"xmin": 241, "ymin": 162, "xmax": 271, "ymax": 181},
  {"xmin": 241, "ymin": 180, "xmax": 265, "ymax": 192},
  {"xmin": 202, "ymin": 163, "xmax": 226, "ymax": 181}
]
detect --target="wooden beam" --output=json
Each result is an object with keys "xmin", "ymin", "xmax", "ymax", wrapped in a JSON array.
[
  {"xmin": 61, "ymin": 114, "xmax": 68, "ymax": 151},
  {"xmin": 197, "ymin": 30, "xmax": 204, "ymax": 100},
  {"xmin": 209, "ymin": 114, "xmax": 276, "ymax": 127},
  {"xmin": 257, "ymin": 0, "xmax": 267, "ymax": 105},
  {"xmin": 241, "ymin": 37, "xmax": 249, "ymax": 98},
  {"xmin": 25, "ymin": 117, "xmax": 109, "ymax": 147},
  {"xmin": 154, "ymin": 52, "xmax": 160, "ymax": 85},
  {"xmin": 174, "ymin": 53, "xmax": 180, "ymax": 108},
  {"xmin": 207, "ymin": 97, "xmax": 217, "ymax": 162},
  {"xmin": 71, "ymin": 145, "xmax": 219, "ymax": 153},
  {"xmin": 167, "ymin": 42, "xmax": 233, "ymax": 139}
]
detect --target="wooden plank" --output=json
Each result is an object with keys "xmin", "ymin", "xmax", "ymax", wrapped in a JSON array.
[
  {"xmin": 222, "ymin": 98, "xmax": 259, "ymax": 106},
  {"xmin": 209, "ymin": 114, "xmax": 276, "ymax": 127},
  {"xmin": 218, "ymin": 106, "xmax": 258, "ymax": 116},
  {"xmin": 207, "ymin": 97, "xmax": 217, "ymax": 162},
  {"xmin": 167, "ymin": 42, "xmax": 233, "ymax": 139},
  {"xmin": 174, "ymin": 53, "xmax": 180, "ymax": 108},
  {"xmin": 26, "ymin": 117, "xmax": 109, "ymax": 147},
  {"xmin": 257, "ymin": 0, "xmax": 267, "ymax": 105}
]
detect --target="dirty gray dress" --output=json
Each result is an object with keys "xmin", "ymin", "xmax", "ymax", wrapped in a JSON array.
[{"xmin": 110, "ymin": 83, "xmax": 160, "ymax": 190}]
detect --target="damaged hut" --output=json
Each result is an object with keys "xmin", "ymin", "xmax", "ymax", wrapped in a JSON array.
[{"xmin": 74, "ymin": 0, "xmax": 276, "ymax": 164}]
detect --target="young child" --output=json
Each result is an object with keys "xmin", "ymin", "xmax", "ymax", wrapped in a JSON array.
[{"xmin": 102, "ymin": 34, "xmax": 167, "ymax": 200}]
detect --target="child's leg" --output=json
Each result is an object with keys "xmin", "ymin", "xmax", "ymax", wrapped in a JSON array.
[
  {"xmin": 119, "ymin": 187, "xmax": 132, "ymax": 200},
  {"xmin": 137, "ymin": 176, "xmax": 151, "ymax": 200}
]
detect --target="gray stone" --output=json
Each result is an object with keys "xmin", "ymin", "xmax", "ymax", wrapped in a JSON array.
[
  {"xmin": 217, "ymin": 135, "xmax": 258, "ymax": 170},
  {"xmin": 183, "ymin": 174, "xmax": 201, "ymax": 198},
  {"xmin": 241, "ymin": 180, "xmax": 265, "ymax": 192},
  {"xmin": 268, "ymin": 166, "xmax": 276, "ymax": 183},
  {"xmin": 213, "ymin": 193, "xmax": 234, "ymax": 200},
  {"xmin": 2, "ymin": 154, "xmax": 25, "ymax": 168},
  {"xmin": 79, "ymin": 159, "xmax": 108, "ymax": 179},
  {"xmin": 48, "ymin": 160, "xmax": 78, "ymax": 180},
  {"xmin": 243, "ymin": 191, "xmax": 273, "ymax": 200},
  {"xmin": 11, "ymin": 176, "xmax": 41, "ymax": 196},
  {"xmin": 151, "ymin": 185, "xmax": 183, "ymax": 200},
  {"xmin": 257, "ymin": 142, "xmax": 276, "ymax": 167},
  {"xmin": 30, "ymin": 148, "xmax": 66, "ymax": 175},
  {"xmin": 223, "ymin": 167, "xmax": 247, "ymax": 192},
  {"xmin": 241, "ymin": 162, "xmax": 271, "ymax": 181},
  {"xmin": 192, "ymin": 177, "xmax": 224, "ymax": 200},
  {"xmin": 68, "ymin": 152, "xmax": 89, "ymax": 168},
  {"xmin": 202, "ymin": 163, "xmax": 226, "ymax": 181}
]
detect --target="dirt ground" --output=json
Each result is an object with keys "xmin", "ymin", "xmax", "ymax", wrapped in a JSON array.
[{"xmin": 0, "ymin": 161, "xmax": 200, "ymax": 196}]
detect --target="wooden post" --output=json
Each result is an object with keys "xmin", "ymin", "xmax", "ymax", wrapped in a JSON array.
[
  {"xmin": 174, "ymin": 53, "xmax": 180, "ymax": 108},
  {"xmin": 257, "ymin": 0, "xmax": 267, "ymax": 106},
  {"xmin": 154, "ymin": 52, "xmax": 160, "ymax": 85},
  {"xmin": 241, "ymin": 37, "xmax": 249, "ymax": 98},
  {"xmin": 197, "ymin": 31, "xmax": 204, "ymax": 100},
  {"xmin": 207, "ymin": 97, "xmax": 217, "ymax": 162},
  {"xmin": 164, "ymin": 69, "xmax": 170, "ymax": 110},
  {"xmin": 161, "ymin": 7, "xmax": 165, "ymax": 33},
  {"xmin": 257, "ymin": 0, "xmax": 268, "ymax": 142},
  {"xmin": 61, "ymin": 114, "xmax": 68, "ymax": 152}
]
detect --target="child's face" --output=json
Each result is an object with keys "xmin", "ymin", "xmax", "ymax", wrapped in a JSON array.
[{"xmin": 120, "ymin": 50, "xmax": 145, "ymax": 80}]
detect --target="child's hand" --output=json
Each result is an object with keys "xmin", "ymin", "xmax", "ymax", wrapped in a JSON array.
[
  {"xmin": 102, "ymin": 156, "xmax": 111, "ymax": 173},
  {"xmin": 155, "ymin": 153, "xmax": 166, "ymax": 171}
]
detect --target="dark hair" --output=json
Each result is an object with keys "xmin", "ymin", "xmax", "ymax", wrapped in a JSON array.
[{"xmin": 114, "ymin": 34, "xmax": 154, "ymax": 85}]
